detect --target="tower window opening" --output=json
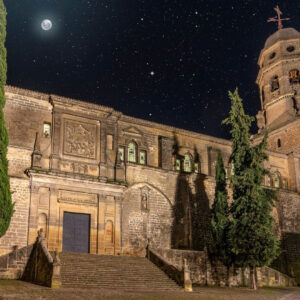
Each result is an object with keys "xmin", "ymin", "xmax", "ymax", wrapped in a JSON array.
[
  {"xmin": 277, "ymin": 138, "xmax": 281, "ymax": 148},
  {"xmin": 289, "ymin": 69, "xmax": 300, "ymax": 84},
  {"xmin": 269, "ymin": 52, "xmax": 276, "ymax": 59},
  {"xmin": 271, "ymin": 76, "xmax": 279, "ymax": 92},
  {"xmin": 287, "ymin": 46, "xmax": 295, "ymax": 52}
]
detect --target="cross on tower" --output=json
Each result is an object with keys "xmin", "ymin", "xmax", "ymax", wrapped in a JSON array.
[{"xmin": 267, "ymin": 5, "xmax": 290, "ymax": 30}]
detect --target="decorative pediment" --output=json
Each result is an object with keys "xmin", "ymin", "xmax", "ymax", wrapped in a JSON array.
[{"xmin": 122, "ymin": 126, "xmax": 143, "ymax": 137}]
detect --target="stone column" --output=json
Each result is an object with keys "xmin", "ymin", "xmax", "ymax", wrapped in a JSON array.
[
  {"xmin": 115, "ymin": 197, "xmax": 122, "ymax": 255},
  {"xmin": 184, "ymin": 258, "xmax": 193, "ymax": 292},
  {"xmin": 28, "ymin": 184, "xmax": 40, "ymax": 245},
  {"xmin": 97, "ymin": 195, "xmax": 105, "ymax": 254},
  {"xmin": 50, "ymin": 113, "xmax": 61, "ymax": 170},
  {"xmin": 48, "ymin": 188, "xmax": 59, "ymax": 251}
]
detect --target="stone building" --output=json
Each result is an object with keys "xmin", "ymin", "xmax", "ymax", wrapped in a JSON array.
[{"xmin": 0, "ymin": 27, "xmax": 299, "ymax": 283}]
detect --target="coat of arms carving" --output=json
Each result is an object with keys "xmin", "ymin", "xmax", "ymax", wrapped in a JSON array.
[{"xmin": 64, "ymin": 120, "xmax": 96, "ymax": 158}]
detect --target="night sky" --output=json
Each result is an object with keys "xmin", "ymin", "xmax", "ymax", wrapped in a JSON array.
[{"xmin": 4, "ymin": 1, "xmax": 300, "ymax": 139}]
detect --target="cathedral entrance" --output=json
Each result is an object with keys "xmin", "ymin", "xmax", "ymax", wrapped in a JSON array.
[{"xmin": 62, "ymin": 212, "xmax": 90, "ymax": 253}]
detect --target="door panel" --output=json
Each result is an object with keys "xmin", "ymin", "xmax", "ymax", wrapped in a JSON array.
[{"xmin": 62, "ymin": 212, "xmax": 90, "ymax": 253}]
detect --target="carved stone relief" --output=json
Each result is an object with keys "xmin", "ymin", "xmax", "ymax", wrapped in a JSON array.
[{"xmin": 64, "ymin": 120, "xmax": 97, "ymax": 159}]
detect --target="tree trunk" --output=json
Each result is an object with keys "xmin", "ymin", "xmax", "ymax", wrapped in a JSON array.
[{"xmin": 250, "ymin": 266, "xmax": 257, "ymax": 290}]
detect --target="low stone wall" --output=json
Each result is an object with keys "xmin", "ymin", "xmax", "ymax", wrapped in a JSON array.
[
  {"xmin": 257, "ymin": 266, "xmax": 296, "ymax": 287},
  {"xmin": 0, "ymin": 230, "xmax": 61, "ymax": 288},
  {"xmin": 22, "ymin": 231, "xmax": 61, "ymax": 288},
  {"xmin": 153, "ymin": 248, "xmax": 296, "ymax": 287},
  {"xmin": 148, "ymin": 248, "xmax": 184, "ymax": 286},
  {"xmin": 0, "ymin": 245, "xmax": 33, "ymax": 279}
]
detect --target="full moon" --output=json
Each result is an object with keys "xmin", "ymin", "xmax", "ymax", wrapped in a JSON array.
[{"xmin": 41, "ymin": 19, "xmax": 52, "ymax": 31}]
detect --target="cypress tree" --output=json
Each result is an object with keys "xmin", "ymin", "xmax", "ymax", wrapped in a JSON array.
[
  {"xmin": 0, "ymin": 1, "xmax": 14, "ymax": 237},
  {"xmin": 211, "ymin": 152, "xmax": 232, "ymax": 286},
  {"xmin": 223, "ymin": 89, "xmax": 279, "ymax": 290}
]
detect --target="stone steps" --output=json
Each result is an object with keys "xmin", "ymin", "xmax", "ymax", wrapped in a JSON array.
[{"xmin": 60, "ymin": 252, "xmax": 181, "ymax": 291}]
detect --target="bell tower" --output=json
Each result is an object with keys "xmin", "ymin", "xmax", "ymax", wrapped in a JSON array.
[{"xmin": 256, "ymin": 27, "xmax": 300, "ymax": 133}]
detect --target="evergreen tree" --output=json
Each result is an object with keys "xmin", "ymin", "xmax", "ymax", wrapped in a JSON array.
[
  {"xmin": 223, "ymin": 89, "xmax": 279, "ymax": 289},
  {"xmin": 0, "ymin": 1, "xmax": 14, "ymax": 237},
  {"xmin": 211, "ymin": 152, "xmax": 232, "ymax": 286}
]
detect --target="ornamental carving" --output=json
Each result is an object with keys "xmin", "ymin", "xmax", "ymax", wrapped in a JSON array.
[
  {"xmin": 58, "ymin": 190, "xmax": 98, "ymax": 206},
  {"xmin": 64, "ymin": 120, "xmax": 96, "ymax": 159}
]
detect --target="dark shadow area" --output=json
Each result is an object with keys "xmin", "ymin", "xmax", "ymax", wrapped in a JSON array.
[
  {"xmin": 171, "ymin": 142, "xmax": 213, "ymax": 252},
  {"xmin": 271, "ymin": 232, "xmax": 300, "ymax": 285}
]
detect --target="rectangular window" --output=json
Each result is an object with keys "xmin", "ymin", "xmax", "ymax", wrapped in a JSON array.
[
  {"xmin": 107, "ymin": 135, "xmax": 113, "ymax": 150},
  {"xmin": 176, "ymin": 159, "xmax": 181, "ymax": 171},
  {"xmin": 43, "ymin": 123, "xmax": 51, "ymax": 138},
  {"xmin": 118, "ymin": 147, "xmax": 125, "ymax": 162},
  {"xmin": 139, "ymin": 151, "xmax": 146, "ymax": 165},
  {"xmin": 194, "ymin": 163, "xmax": 199, "ymax": 173}
]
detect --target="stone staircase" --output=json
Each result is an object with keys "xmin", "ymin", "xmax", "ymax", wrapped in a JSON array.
[{"xmin": 60, "ymin": 252, "xmax": 182, "ymax": 291}]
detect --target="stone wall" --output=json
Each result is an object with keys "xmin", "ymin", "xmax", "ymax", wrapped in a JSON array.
[
  {"xmin": 153, "ymin": 248, "xmax": 296, "ymax": 287},
  {"xmin": 278, "ymin": 190, "xmax": 300, "ymax": 233},
  {"xmin": 0, "ymin": 245, "xmax": 33, "ymax": 279},
  {"xmin": 267, "ymin": 121, "xmax": 300, "ymax": 154},
  {"xmin": 279, "ymin": 232, "xmax": 300, "ymax": 284},
  {"xmin": 0, "ymin": 178, "xmax": 30, "ymax": 255},
  {"xmin": 122, "ymin": 182, "xmax": 173, "ymax": 256}
]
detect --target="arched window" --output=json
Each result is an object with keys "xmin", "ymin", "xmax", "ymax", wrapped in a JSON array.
[
  {"xmin": 289, "ymin": 69, "xmax": 300, "ymax": 84},
  {"xmin": 128, "ymin": 142, "xmax": 137, "ymax": 163},
  {"xmin": 183, "ymin": 154, "xmax": 192, "ymax": 173},
  {"xmin": 273, "ymin": 172, "xmax": 280, "ymax": 188},
  {"xmin": 271, "ymin": 76, "xmax": 279, "ymax": 92}
]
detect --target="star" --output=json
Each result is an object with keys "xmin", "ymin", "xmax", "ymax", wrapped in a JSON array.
[{"xmin": 150, "ymin": 71, "xmax": 155, "ymax": 76}]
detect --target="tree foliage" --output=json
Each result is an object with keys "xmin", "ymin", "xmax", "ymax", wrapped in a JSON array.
[
  {"xmin": 223, "ymin": 89, "xmax": 280, "ymax": 288},
  {"xmin": 211, "ymin": 152, "xmax": 232, "ymax": 268},
  {"xmin": 0, "ymin": 0, "xmax": 14, "ymax": 237}
]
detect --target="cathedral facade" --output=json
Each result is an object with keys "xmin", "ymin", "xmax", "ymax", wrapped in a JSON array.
[{"xmin": 0, "ymin": 28, "xmax": 300, "ymax": 283}]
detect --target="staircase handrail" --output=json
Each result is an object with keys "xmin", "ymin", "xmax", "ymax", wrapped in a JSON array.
[
  {"xmin": 37, "ymin": 230, "xmax": 53, "ymax": 264},
  {"xmin": 22, "ymin": 229, "xmax": 61, "ymax": 288}
]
